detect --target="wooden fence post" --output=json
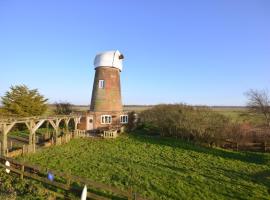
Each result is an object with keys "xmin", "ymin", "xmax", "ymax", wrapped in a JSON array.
[
  {"xmin": 10, "ymin": 141, "xmax": 13, "ymax": 151},
  {"xmin": 67, "ymin": 169, "xmax": 71, "ymax": 188},
  {"xmin": 128, "ymin": 188, "xmax": 133, "ymax": 200},
  {"xmin": 20, "ymin": 165, "xmax": 24, "ymax": 179}
]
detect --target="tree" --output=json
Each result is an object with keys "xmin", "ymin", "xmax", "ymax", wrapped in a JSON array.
[
  {"xmin": 1, "ymin": 85, "xmax": 48, "ymax": 117},
  {"xmin": 54, "ymin": 102, "xmax": 73, "ymax": 115},
  {"xmin": 245, "ymin": 89, "xmax": 270, "ymax": 127}
]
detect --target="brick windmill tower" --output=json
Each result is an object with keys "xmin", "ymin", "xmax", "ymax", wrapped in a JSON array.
[{"xmin": 79, "ymin": 50, "xmax": 128, "ymax": 132}]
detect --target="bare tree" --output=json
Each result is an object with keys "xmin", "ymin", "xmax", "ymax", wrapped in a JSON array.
[
  {"xmin": 54, "ymin": 102, "xmax": 73, "ymax": 115},
  {"xmin": 245, "ymin": 89, "xmax": 270, "ymax": 127}
]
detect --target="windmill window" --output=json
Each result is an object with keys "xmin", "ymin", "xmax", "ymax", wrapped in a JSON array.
[{"xmin": 98, "ymin": 80, "xmax": 105, "ymax": 88}]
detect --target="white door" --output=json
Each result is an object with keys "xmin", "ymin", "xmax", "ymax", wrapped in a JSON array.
[{"xmin": 86, "ymin": 116, "xmax": 94, "ymax": 130}]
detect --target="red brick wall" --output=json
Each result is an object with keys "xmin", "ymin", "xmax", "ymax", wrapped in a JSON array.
[
  {"xmin": 90, "ymin": 67, "xmax": 123, "ymax": 112},
  {"xmin": 78, "ymin": 111, "xmax": 128, "ymax": 131}
]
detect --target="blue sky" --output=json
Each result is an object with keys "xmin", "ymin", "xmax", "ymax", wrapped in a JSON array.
[{"xmin": 0, "ymin": 0, "xmax": 269, "ymax": 106}]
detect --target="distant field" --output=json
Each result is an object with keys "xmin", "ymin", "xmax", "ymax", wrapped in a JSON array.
[
  {"xmin": 126, "ymin": 106, "xmax": 264, "ymax": 125},
  {"xmin": 211, "ymin": 107, "xmax": 265, "ymax": 126},
  {"xmin": 45, "ymin": 105, "xmax": 264, "ymax": 125},
  {"xmin": 45, "ymin": 105, "xmax": 90, "ymax": 116},
  {"xmin": 3, "ymin": 103, "xmax": 264, "ymax": 126},
  {"xmin": 46, "ymin": 105, "xmax": 152, "ymax": 115},
  {"xmin": 19, "ymin": 133, "xmax": 270, "ymax": 200}
]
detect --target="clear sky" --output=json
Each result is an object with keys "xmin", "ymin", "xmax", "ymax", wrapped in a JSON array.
[{"xmin": 0, "ymin": 0, "xmax": 269, "ymax": 106}]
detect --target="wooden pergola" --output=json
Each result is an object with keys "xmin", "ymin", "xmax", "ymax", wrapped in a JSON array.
[{"xmin": 0, "ymin": 115, "xmax": 82, "ymax": 156}]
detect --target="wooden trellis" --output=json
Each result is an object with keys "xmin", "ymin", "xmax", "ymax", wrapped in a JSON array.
[{"xmin": 0, "ymin": 115, "xmax": 82, "ymax": 156}]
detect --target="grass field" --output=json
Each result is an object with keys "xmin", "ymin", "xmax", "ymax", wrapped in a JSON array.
[
  {"xmin": 18, "ymin": 132, "xmax": 270, "ymax": 200},
  {"xmin": 211, "ymin": 107, "xmax": 265, "ymax": 125}
]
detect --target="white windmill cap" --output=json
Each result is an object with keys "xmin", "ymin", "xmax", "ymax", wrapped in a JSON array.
[{"xmin": 94, "ymin": 50, "xmax": 124, "ymax": 71}]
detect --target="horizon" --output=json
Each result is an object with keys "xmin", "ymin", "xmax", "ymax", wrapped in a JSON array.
[{"xmin": 0, "ymin": 0, "xmax": 269, "ymax": 106}]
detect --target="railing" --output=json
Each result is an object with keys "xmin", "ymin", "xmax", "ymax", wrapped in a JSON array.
[
  {"xmin": 223, "ymin": 140, "xmax": 270, "ymax": 152},
  {"xmin": 6, "ymin": 130, "xmax": 87, "ymax": 157},
  {"xmin": 102, "ymin": 130, "xmax": 118, "ymax": 138},
  {"xmin": 0, "ymin": 156, "xmax": 147, "ymax": 200}
]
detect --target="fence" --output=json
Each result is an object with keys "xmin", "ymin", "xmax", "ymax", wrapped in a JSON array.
[
  {"xmin": 102, "ymin": 130, "xmax": 118, "ymax": 139},
  {"xmin": 0, "ymin": 156, "xmax": 147, "ymax": 200},
  {"xmin": 6, "ymin": 130, "xmax": 88, "ymax": 158},
  {"xmin": 223, "ymin": 140, "xmax": 270, "ymax": 152}
]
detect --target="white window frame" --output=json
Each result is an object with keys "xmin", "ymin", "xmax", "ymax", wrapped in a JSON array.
[
  {"xmin": 120, "ymin": 115, "xmax": 128, "ymax": 124},
  {"xmin": 101, "ymin": 115, "xmax": 112, "ymax": 124},
  {"xmin": 98, "ymin": 80, "xmax": 105, "ymax": 89}
]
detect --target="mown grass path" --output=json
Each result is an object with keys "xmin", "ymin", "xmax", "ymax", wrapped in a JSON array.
[{"xmin": 19, "ymin": 133, "xmax": 270, "ymax": 200}]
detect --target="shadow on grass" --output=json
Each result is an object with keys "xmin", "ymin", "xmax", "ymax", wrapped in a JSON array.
[
  {"xmin": 252, "ymin": 170, "xmax": 270, "ymax": 194},
  {"xmin": 129, "ymin": 130, "xmax": 270, "ymax": 165},
  {"xmin": 129, "ymin": 131, "xmax": 270, "ymax": 197}
]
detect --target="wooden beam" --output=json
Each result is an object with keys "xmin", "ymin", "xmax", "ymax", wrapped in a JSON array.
[
  {"xmin": 64, "ymin": 118, "xmax": 71, "ymax": 134},
  {"xmin": 0, "ymin": 122, "xmax": 16, "ymax": 156},
  {"xmin": 4, "ymin": 122, "xmax": 16, "ymax": 134},
  {"xmin": 33, "ymin": 119, "xmax": 45, "ymax": 133},
  {"xmin": 74, "ymin": 117, "xmax": 81, "ymax": 130},
  {"xmin": 25, "ymin": 120, "xmax": 45, "ymax": 153},
  {"xmin": 48, "ymin": 120, "xmax": 57, "ymax": 130}
]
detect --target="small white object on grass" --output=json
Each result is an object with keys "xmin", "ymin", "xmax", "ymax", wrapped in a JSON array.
[
  {"xmin": 5, "ymin": 161, "xmax": 10, "ymax": 174},
  {"xmin": 81, "ymin": 185, "xmax": 87, "ymax": 200}
]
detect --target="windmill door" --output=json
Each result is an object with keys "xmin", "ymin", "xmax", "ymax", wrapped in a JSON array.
[{"xmin": 86, "ymin": 116, "xmax": 94, "ymax": 130}]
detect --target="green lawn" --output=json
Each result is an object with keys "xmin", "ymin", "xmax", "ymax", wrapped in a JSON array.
[{"xmin": 18, "ymin": 133, "xmax": 270, "ymax": 200}]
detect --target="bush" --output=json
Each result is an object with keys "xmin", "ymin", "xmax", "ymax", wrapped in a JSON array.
[
  {"xmin": 54, "ymin": 102, "xmax": 73, "ymax": 115},
  {"xmin": 139, "ymin": 104, "xmax": 230, "ymax": 146},
  {"xmin": 126, "ymin": 111, "xmax": 137, "ymax": 132}
]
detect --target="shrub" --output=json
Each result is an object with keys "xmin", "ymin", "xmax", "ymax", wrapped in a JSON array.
[
  {"xmin": 54, "ymin": 102, "xmax": 73, "ymax": 115},
  {"xmin": 139, "ymin": 104, "xmax": 230, "ymax": 146},
  {"xmin": 126, "ymin": 111, "xmax": 138, "ymax": 132}
]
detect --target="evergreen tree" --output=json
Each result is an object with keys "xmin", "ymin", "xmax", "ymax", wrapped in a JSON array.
[{"xmin": 1, "ymin": 85, "xmax": 48, "ymax": 117}]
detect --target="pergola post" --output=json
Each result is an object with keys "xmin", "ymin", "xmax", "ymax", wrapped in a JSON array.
[
  {"xmin": 0, "ymin": 122, "xmax": 16, "ymax": 156},
  {"xmin": 25, "ymin": 119, "xmax": 45, "ymax": 153},
  {"xmin": 26, "ymin": 121, "xmax": 34, "ymax": 152},
  {"xmin": 74, "ymin": 117, "xmax": 81, "ymax": 136},
  {"xmin": 0, "ymin": 124, "xmax": 7, "ymax": 156},
  {"xmin": 64, "ymin": 118, "xmax": 71, "ymax": 135},
  {"xmin": 49, "ymin": 118, "xmax": 61, "ymax": 143}
]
